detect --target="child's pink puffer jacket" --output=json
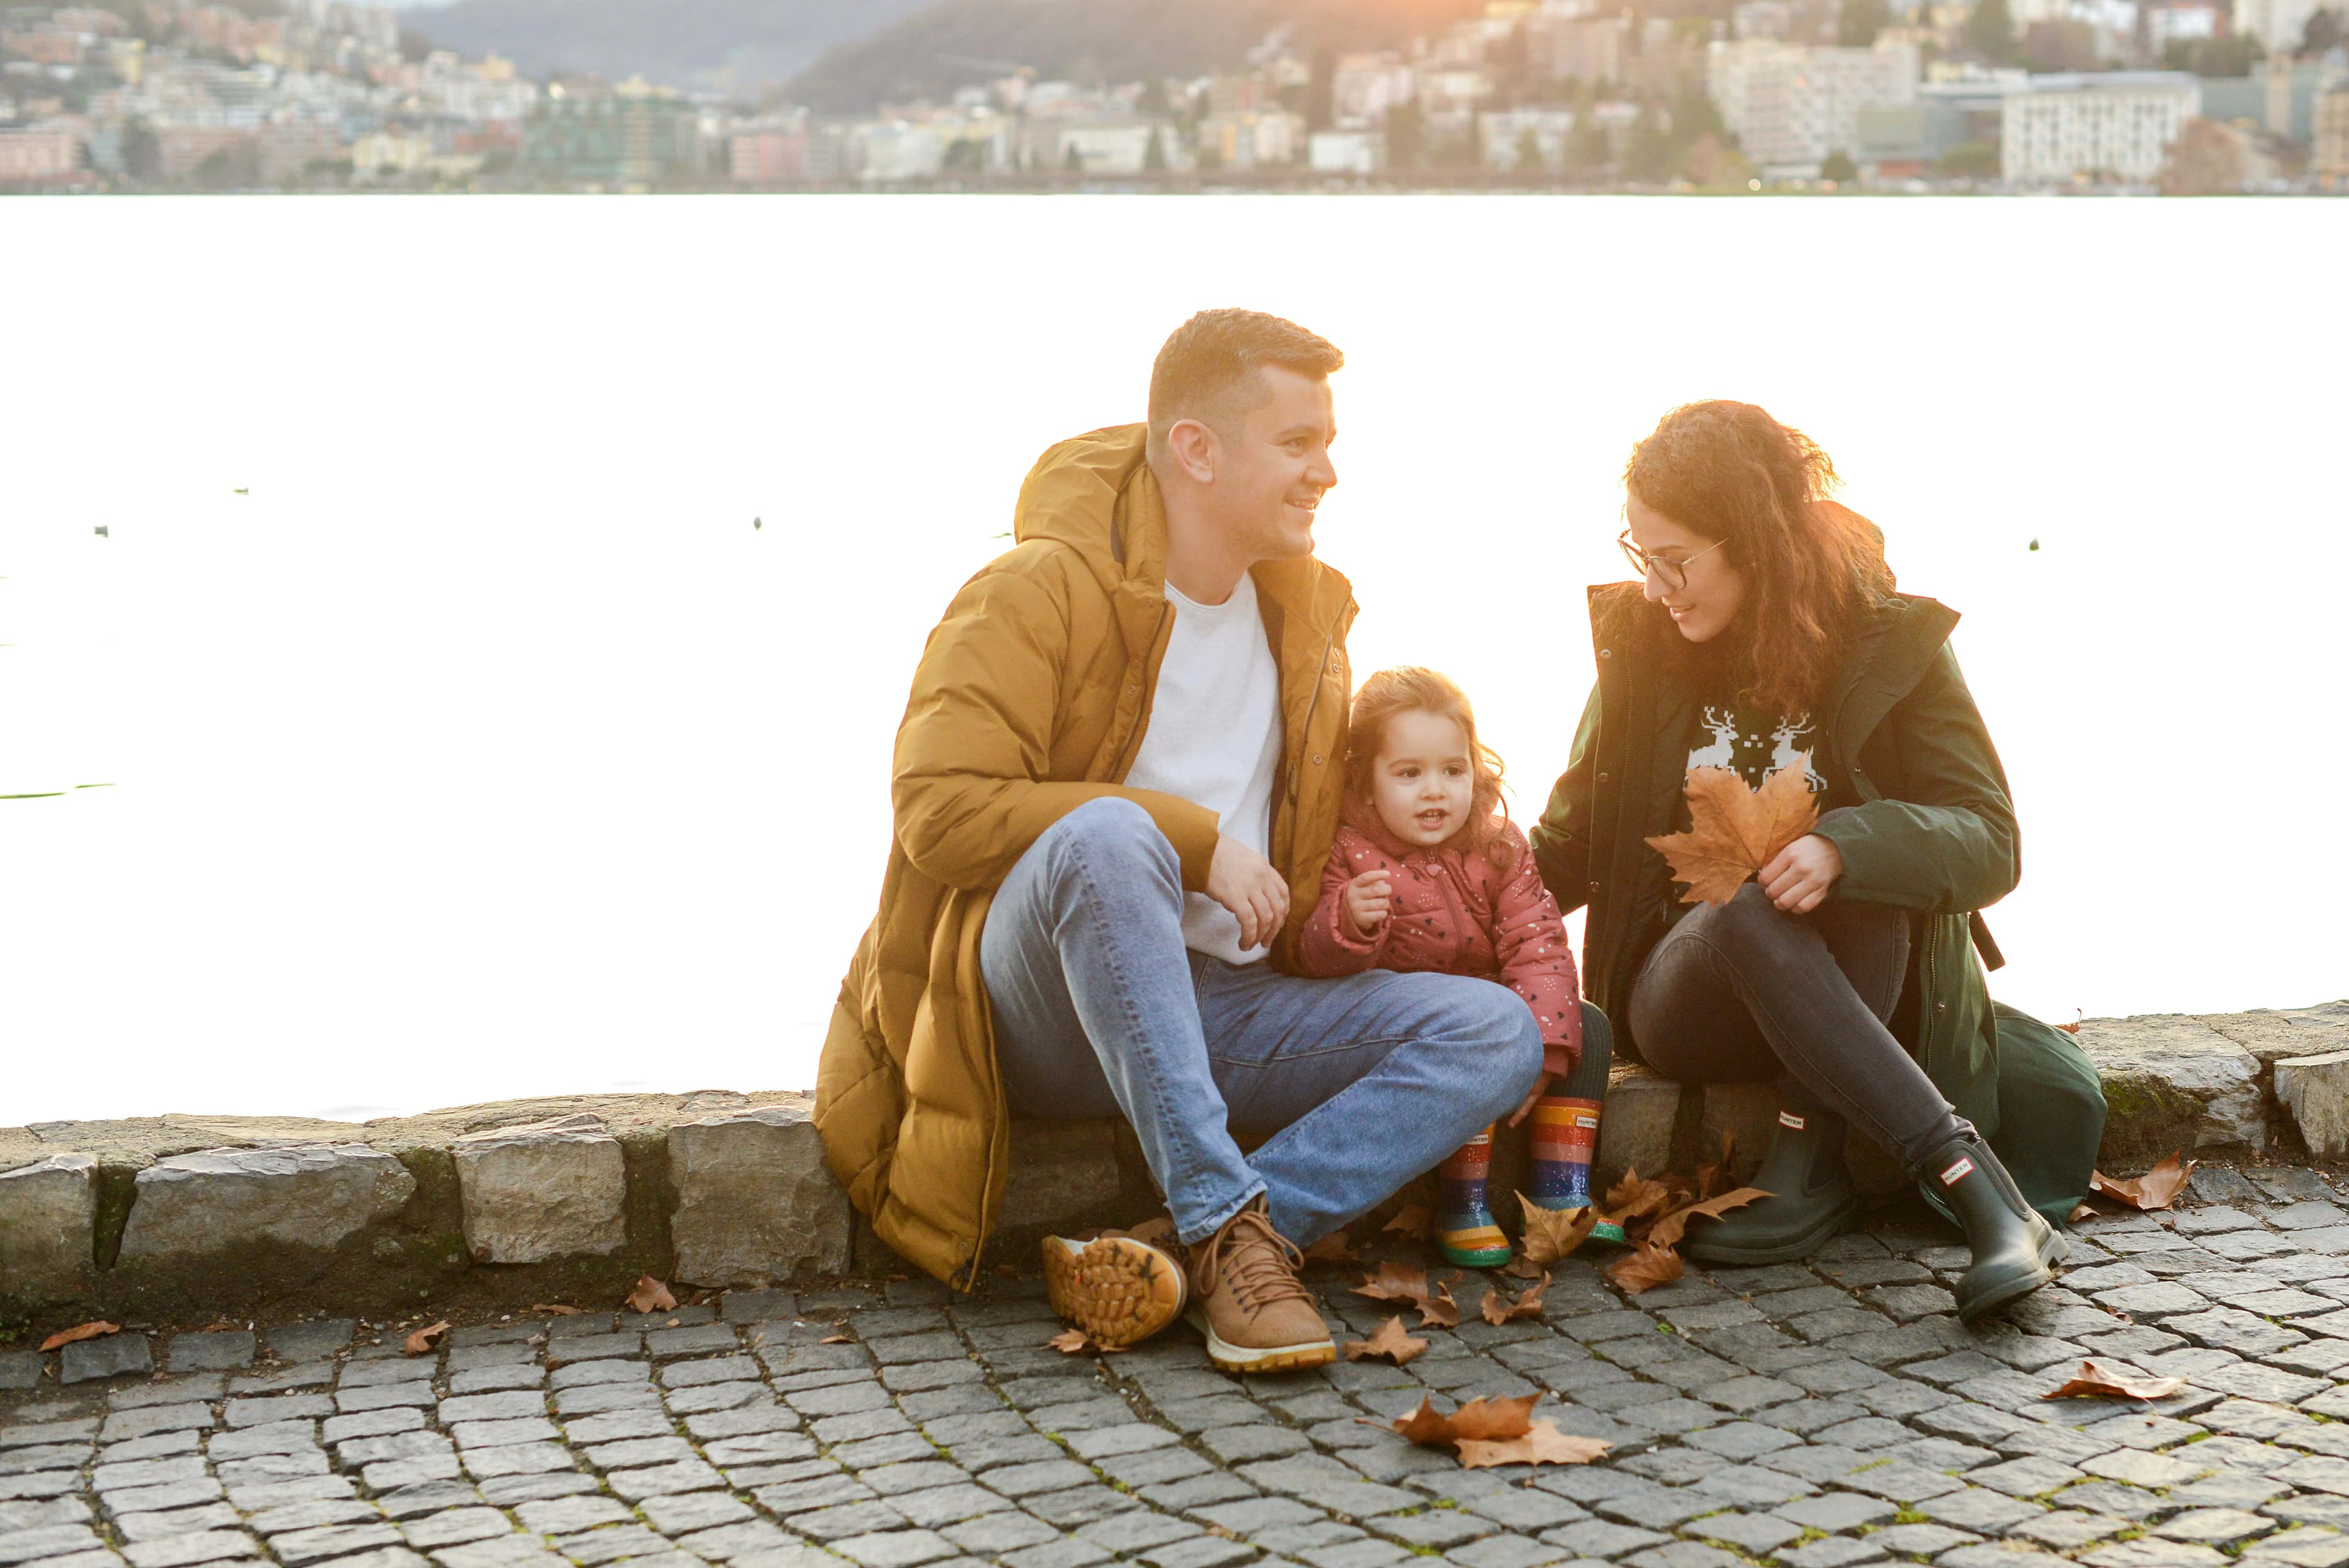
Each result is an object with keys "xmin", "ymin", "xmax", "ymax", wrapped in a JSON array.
[{"xmin": 1299, "ymin": 797, "xmax": 1585, "ymax": 1076}]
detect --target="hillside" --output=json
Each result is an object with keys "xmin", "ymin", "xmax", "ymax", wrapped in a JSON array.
[
  {"xmin": 788, "ymin": 0, "xmax": 1486, "ymax": 111},
  {"xmin": 408, "ymin": 0, "xmax": 930, "ymax": 92}
]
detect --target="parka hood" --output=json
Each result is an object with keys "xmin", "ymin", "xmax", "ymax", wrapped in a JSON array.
[{"xmin": 1013, "ymin": 425, "xmax": 1162, "ymax": 597}]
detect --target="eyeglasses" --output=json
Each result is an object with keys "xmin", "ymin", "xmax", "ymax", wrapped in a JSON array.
[{"xmin": 1619, "ymin": 528, "xmax": 1724, "ymax": 593}]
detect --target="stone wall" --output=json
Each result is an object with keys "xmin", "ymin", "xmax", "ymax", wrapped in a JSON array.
[{"xmin": 2, "ymin": 1001, "xmax": 2341, "ymax": 1333}]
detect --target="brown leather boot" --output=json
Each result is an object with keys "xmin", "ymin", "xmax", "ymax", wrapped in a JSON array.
[
  {"xmin": 1183, "ymin": 1198, "xmax": 1336, "ymax": 1374},
  {"xmin": 1041, "ymin": 1232, "xmax": 1187, "ymax": 1349}
]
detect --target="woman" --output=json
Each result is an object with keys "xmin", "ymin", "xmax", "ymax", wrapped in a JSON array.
[{"xmin": 1531, "ymin": 400, "xmax": 2104, "ymax": 1323}]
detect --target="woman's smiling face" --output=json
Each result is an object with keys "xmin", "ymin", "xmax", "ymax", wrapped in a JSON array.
[{"xmin": 1628, "ymin": 494, "xmax": 1747, "ymax": 644}]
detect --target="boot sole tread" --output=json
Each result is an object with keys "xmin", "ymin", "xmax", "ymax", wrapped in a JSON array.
[{"xmin": 1043, "ymin": 1236, "xmax": 1186, "ymax": 1348}]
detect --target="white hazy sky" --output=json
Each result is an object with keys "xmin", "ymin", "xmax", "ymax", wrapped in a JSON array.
[{"xmin": 3, "ymin": 195, "xmax": 2343, "ymax": 1126}]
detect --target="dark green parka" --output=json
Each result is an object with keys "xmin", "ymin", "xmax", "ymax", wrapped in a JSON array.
[{"xmin": 1531, "ymin": 582, "xmax": 2104, "ymax": 1225}]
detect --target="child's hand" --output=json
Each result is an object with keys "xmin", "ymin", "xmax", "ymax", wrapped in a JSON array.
[
  {"xmin": 1342, "ymin": 871, "xmax": 1392, "ymax": 939},
  {"xmin": 1507, "ymin": 1072, "xmax": 1556, "ymax": 1128}
]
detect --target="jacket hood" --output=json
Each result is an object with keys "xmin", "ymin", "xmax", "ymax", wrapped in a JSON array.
[
  {"xmin": 1014, "ymin": 423, "xmax": 1355, "ymax": 632},
  {"xmin": 1014, "ymin": 425, "xmax": 1161, "ymax": 598}
]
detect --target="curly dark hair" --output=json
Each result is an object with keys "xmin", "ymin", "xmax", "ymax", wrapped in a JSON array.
[{"xmin": 1625, "ymin": 401, "xmax": 1895, "ymax": 719}]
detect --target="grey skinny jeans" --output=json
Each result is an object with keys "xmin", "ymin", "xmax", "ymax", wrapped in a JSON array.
[{"xmin": 1629, "ymin": 877, "xmax": 1967, "ymax": 1173}]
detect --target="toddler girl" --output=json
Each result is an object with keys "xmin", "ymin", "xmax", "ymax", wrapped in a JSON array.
[{"xmin": 1300, "ymin": 666, "xmax": 1619, "ymax": 1268}]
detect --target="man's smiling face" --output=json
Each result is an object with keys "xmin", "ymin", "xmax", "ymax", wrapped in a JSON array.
[{"xmin": 1213, "ymin": 365, "xmax": 1338, "ymax": 561}]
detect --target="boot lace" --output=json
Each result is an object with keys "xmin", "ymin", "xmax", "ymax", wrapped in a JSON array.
[{"xmin": 1193, "ymin": 1205, "xmax": 1313, "ymax": 1312}]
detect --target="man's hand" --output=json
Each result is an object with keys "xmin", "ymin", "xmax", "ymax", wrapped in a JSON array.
[
  {"xmin": 1341, "ymin": 871, "xmax": 1392, "ymax": 940},
  {"xmin": 1507, "ymin": 1071, "xmax": 1556, "ymax": 1128},
  {"xmin": 1759, "ymin": 833, "xmax": 1842, "ymax": 915},
  {"xmin": 1208, "ymin": 834, "xmax": 1291, "ymax": 953}
]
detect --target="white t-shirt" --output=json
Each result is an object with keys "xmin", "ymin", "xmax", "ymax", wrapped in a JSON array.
[{"xmin": 1124, "ymin": 574, "xmax": 1283, "ymax": 966}]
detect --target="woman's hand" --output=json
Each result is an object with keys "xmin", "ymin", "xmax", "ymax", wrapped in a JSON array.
[
  {"xmin": 1507, "ymin": 1071, "xmax": 1556, "ymax": 1128},
  {"xmin": 1759, "ymin": 833, "xmax": 1842, "ymax": 914},
  {"xmin": 1342, "ymin": 871, "xmax": 1392, "ymax": 939}
]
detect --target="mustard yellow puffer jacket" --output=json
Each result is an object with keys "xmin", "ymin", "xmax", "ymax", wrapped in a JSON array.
[{"xmin": 813, "ymin": 425, "xmax": 1358, "ymax": 1289}]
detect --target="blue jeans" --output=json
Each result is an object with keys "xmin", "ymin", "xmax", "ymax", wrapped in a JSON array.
[{"xmin": 981, "ymin": 798, "xmax": 1545, "ymax": 1247}]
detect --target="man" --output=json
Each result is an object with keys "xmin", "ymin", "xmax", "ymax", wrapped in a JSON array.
[{"xmin": 814, "ymin": 309, "xmax": 1541, "ymax": 1372}]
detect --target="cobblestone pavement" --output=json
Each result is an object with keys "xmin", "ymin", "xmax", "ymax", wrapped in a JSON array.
[{"xmin": 18, "ymin": 1165, "xmax": 2349, "ymax": 1568}]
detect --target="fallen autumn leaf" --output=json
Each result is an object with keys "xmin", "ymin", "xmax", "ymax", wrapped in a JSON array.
[
  {"xmin": 1373, "ymin": 1393, "xmax": 1542, "ymax": 1449},
  {"xmin": 529, "ymin": 1303, "xmax": 582, "ymax": 1316},
  {"xmin": 404, "ymin": 1321, "xmax": 450, "ymax": 1356},
  {"xmin": 2090, "ymin": 1153, "xmax": 2195, "ymax": 1211},
  {"xmin": 1455, "ymin": 1420, "xmax": 1614, "ymax": 1469},
  {"xmin": 1382, "ymin": 1204, "xmax": 1432, "ymax": 1241},
  {"xmin": 1344, "ymin": 1317, "xmax": 1428, "ymax": 1365},
  {"xmin": 1303, "ymin": 1231, "xmax": 1357, "ymax": 1263},
  {"xmin": 39, "ymin": 1321, "xmax": 117, "ymax": 1353},
  {"xmin": 1649, "ymin": 1187, "xmax": 1772, "ymax": 1250},
  {"xmin": 625, "ymin": 1276, "xmax": 678, "ymax": 1314},
  {"xmin": 1644, "ymin": 762, "xmax": 1820, "ymax": 907},
  {"xmin": 1608, "ymin": 1239, "xmax": 1685, "ymax": 1294},
  {"xmin": 1481, "ymin": 1274, "xmax": 1549, "ymax": 1325},
  {"xmin": 2043, "ymin": 1359, "xmax": 2186, "ymax": 1402},
  {"xmin": 1515, "ymin": 1195, "xmax": 1601, "ymax": 1272},
  {"xmin": 1601, "ymin": 1169, "xmax": 1677, "ymax": 1225}
]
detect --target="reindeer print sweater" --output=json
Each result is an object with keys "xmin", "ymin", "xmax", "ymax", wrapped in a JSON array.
[{"xmin": 1684, "ymin": 703, "xmax": 1830, "ymax": 797}]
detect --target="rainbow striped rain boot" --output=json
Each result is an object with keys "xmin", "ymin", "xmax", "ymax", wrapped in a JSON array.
[
  {"xmin": 1435, "ymin": 1126, "xmax": 1513, "ymax": 1269},
  {"xmin": 1531, "ymin": 1096, "xmax": 1627, "ymax": 1247}
]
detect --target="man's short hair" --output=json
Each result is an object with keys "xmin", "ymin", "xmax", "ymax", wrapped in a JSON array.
[{"xmin": 1146, "ymin": 309, "xmax": 1343, "ymax": 461}]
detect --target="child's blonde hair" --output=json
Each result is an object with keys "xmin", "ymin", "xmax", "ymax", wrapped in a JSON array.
[{"xmin": 1343, "ymin": 666, "xmax": 1515, "ymax": 865}]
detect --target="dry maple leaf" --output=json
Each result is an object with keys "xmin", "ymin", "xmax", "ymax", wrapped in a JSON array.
[
  {"xmin": 2068, "ymin": 1204, "xmax": 2097, "ymax": 1224},
  {"xmin": 39, "ymin": 1321, "xmax": 117, "ymax": 1352},
  {"xmin": 1415, "ymin": 1274, "xmax": 1463, "ymax": 1329},
  {"xmin": 1352, "ymin": 1261, "xmax": 1433, "ymax": 1307},
  {"xmin": 625, "ymin": 1276, "xmax": 677, "ymax": 1314},
  {"xmin": 1649, "ymin": 1187, "xmax": 1772, "ymax": 1250},
  {"xmin": 2090, "ymin": 1153, "xmax": 2195, "ymax": 1211},
  {"xmin": 1372, "ymin": 1393, "xmax": 1542, "ymax": 1449},
  {"xmin": 1049, "ymin": 1328, "xmax": 1094, "ymax": 1354},
  {"xmin": 1481, "ymin": 1274, "xmax": 1550, "ymax": 1326},
  {"xmin": 2043, "ymin": 1360, "xmax": 2186, "ymax": 1402},
  {"xmin": 1644, "ymin": 762, "xmax": 1821, "ymax": 907},
  {"xmin": 818, "ymin": 1335, "xmax": 853, "ymax": 1345},
  {"xmin": 1382, "ymin": 1204, "xmax": 1432, "ymax": 1241},
  {"xmin": 1345, "ymin": 1317, "xmax": 1428, "ymax": 1366},
  {"xmin": 1304, "ymin": 1231, "xmax": 1357, "ymax": 1263},
  {"xmin": 529, "ymin": 1303, "xmax": 582, "ymax": 1317},
  {"xmin": 1608, "ymin": 1239, "xmax": 1685, "ymax": 1295},
  {"xmin": 1514, "ymin": 1196, "xmax": 1600, "ymax": 1273},
  {"xmin": 1455, "ymin": 1420, "xmax": 1614, "ymax": 1469},
  {"xmin": 404, "ymin": 1321, "xmax": 450, "ymax": 1356},
  {"xmin": 1601, "ymin": 1170, "xmax": 1677, "ymax": 1234}
]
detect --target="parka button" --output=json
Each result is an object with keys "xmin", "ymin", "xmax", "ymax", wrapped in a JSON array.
[
  {"xmin": 1597, "ymin": 772, "xmax": 1609, "ymax": 783},
  {"xmin": 1311, "ymin": 754, "xmax": 1323, "ymax": 765},
  {"xmin": 1588, "ymin": 882, "xmax": 1600, "ymax": 894},
  {"xmin": 1598, "ymin": 648, "xmax": 1612, "ymax": 660},
  {"xmin": 1935, "ymin": 1002, "xmax": 1947, "ymax": 1013}
]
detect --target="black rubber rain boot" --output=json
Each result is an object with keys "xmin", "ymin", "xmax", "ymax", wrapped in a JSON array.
[
  {"xmin": 1920, "ymin": 1132, "xmax": 2070, "ymax": 1324},
  {"xmin": 1685, "ymin": 1103, "xmax": 1861, "ymax": 1265}
]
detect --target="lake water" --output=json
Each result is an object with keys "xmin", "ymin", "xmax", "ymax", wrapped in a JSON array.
[{"xmin": 4, "ymin": 195, "xmax": 2343, "ymax": 1126}]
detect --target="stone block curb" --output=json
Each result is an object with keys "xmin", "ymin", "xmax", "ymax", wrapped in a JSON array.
[{"xmin": 0, "ymin": 1001, "xmax": 2340, "ymax": 1331}]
